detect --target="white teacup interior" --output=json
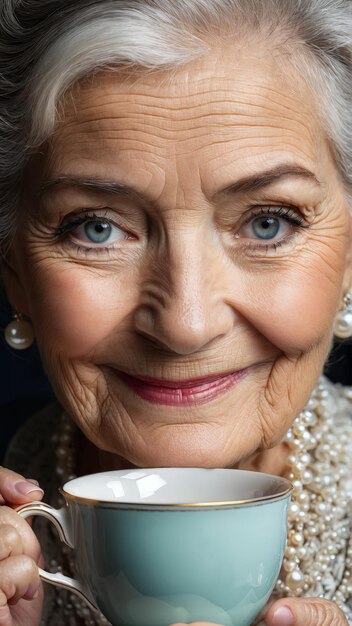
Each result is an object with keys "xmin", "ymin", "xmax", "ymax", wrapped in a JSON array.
[{"xmin": 63, "ymin": 468, "xmax": 291, "ymax": 505}]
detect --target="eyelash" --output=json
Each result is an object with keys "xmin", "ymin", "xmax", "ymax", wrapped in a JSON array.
[
  {"xmin": 54, "ymin": 211, "xmax": 108, "ymax": 237},
  {"xmin": 52, "ymin": 205, "xmax": 309, "ymax": 256},
  {"xmin": 52, "ymin": 211, "xmax": 128, "ymax": 255},
  {"xmin": 239, "ymin": 205, "xmax": 309, "ymax": 251}
]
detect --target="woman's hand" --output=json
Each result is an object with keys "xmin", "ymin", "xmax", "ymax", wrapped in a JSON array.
[
  {"xmin": 172, "ymin": 596, "xmax": 349, "ymax": 626},
  {"xmin": 0, "ymin": 467, "xmax": 45, "ymax": 626},
  {"xmin": 264, "ymin": 597, "xmax": 349, "ymax": 625}
]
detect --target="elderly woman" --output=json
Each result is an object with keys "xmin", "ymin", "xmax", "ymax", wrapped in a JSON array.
[{"xmin": 1, "ymin": 0, "xmax": 352, "ymax": 624}]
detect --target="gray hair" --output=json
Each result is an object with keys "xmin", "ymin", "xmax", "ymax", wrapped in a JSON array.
[{"xmin": 1, "ymin": 0, "xmax": 352, "ymax": 243}]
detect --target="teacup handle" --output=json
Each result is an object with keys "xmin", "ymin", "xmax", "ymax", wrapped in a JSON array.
[{"xmin": 16, "ymin": 501, "xmax": 99, "ymax": 613}]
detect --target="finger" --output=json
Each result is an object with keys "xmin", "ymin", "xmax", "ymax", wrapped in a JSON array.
[
  {"xmin": 265, "ymin": 597, "xmax": 348, "ymax": 626},
  {"xmin": 0, "ymin": 508, "xmax": 41, "ymax": 564},
  {"xmin": 0, "ymin": 605, "xmax": 13, "ymax": 626},
  {"xmin": 0, "ymin": 525, "xmax": 23, "ymax": 560},
  {"xmin": 0, "ymin": 554, "xmax": 40, "ymax": 605},
  {"xmin": 0, "ymin": 468, "xmax": 44, "ymax": 506}
]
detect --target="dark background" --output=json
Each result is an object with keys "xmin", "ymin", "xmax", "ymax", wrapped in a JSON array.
[
  {"xmin": 1, "ymin": 292, "xmax": 352, "ymax": 463},
  {"xmin": 0, "ymin": 295, "xmax": 54, "ymax": 462}
]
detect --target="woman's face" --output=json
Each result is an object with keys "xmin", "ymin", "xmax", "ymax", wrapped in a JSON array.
[{"xmin": 6, "ymin": 43, "xmax": 351, "ymax": 468}]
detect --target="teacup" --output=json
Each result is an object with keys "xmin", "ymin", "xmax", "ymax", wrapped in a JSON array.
[{"xmin": 18, "ymin": 468, "xmax": 292, "ymax": 626}]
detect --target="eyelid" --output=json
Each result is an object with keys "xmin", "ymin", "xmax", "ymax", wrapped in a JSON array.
[
  {"xmin": 241, "ymin": 205, "xmax": 308, "ymax": 227},
  {"xmin": 232, "ymin": 204, "xmax": 310, "ymax": 254},
  {"xmin": 51, "ymin": 210, "xmax": 137, "ymax": 257},
  {"xmin": 55, "ymin": 210, "xmax": 125, "ymax": 237}
]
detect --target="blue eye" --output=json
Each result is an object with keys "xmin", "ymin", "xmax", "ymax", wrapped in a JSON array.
[
  {"xmin": 238, "ymin": 208, "xmax": 304, "ymax": 245},
  {"xmin": 54, "ymin": 212, "xmax": 134, "ymax": 253},
  {"xmin": 69, "ymin": 218, "xmax": 128, "ymax": 247},
  {"xmin": 251, "ymin": 216, "xmax": 280, "ymax": 240},
  {"xmin": 84, "ymin": 220, "xmax": 112, "ymax": 244}
]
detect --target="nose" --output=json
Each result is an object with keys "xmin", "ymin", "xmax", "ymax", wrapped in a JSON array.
[{"xmin": 134, "ymin": 233, "xmax": 235, "ymax": 355}]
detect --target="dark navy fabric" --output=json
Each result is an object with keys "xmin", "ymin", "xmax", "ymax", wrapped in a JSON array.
[{"xmin": 1, "ymin": 294, "xmax": 54, "ymax": 462}]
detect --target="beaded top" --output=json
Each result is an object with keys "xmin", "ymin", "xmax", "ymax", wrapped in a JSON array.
[{"xmin": 4, "ymin": 376, "xmax": 352, "ymax": 626}]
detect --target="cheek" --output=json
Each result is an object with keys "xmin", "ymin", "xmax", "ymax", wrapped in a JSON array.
[
  {"xmin": 260, "ymin": 270, "xmax": 336, "ymax": 351},
  {"xmin": 270, "ymin": 275, "xmax": 337, "ymax": 350},
  {"xmin": 25, "ymin": 267, "xmax": 133, "ymax": 357},
  {"xmin": 240, "ymin": 250, "xmax": 345, "ymax": 354}
]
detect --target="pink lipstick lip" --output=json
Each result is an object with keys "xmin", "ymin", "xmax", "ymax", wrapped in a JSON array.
[
  {"xmin": 116, "ymin": 368, "xmax": 249, "ymax": 406},
  {"xmin": 124, "ymin": 372, "xmax": 238, "ymax": 388}
]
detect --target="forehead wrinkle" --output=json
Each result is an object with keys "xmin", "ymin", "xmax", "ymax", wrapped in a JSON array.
[
  {"xmin": 60, "ymin": 111, "xmax": 312, "ymax": 133},
  {"xmin": 50, "ymin": 132, "xmax": 318, "ymax": 183},
  {"xmin": 71, "ymin": 84, "xmax": 303, "ymax": 111},
  {"xmin": 58, "ymin": 89, "xmax": 317, "ymax": 159},
  {"xmin": 53, "ymin": 125, "xmax": 317, "ymax": 165},
  {"xmin": 53, "ymin": 92, "xmax": 319, "ymax": 154},
  {"xmin": 51, "ymin": 50, "xmax": 325, "ymax": 194},
  {"xmin": 56, "ymin": 109, "xmax": 316, "ymax": 154},
  {"xmin": 64, "ymin": 89, "xmax": 312, "ymax": 126},
  {"xmin": 77, "ymin": 54, "xmax": 307, "ymax": 100},
  {"xmin": 64, "ymin": 65, "xmax": 314, "ymax": 119}
]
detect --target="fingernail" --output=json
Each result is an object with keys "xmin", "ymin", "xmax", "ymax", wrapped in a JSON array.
[
  {"xmin": 26, "ymin": 478, "xmax": 40, "ymax": 486},
  {"xmin": 270, "ymin": 606, "xmax": 294, "ymax": 626},
  {"xmin": 15, "ymin": 481, "xmax": 44, "ymax": 496}
]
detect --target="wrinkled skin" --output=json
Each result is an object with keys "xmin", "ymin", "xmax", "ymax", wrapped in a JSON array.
[{"xmin": 2, "ymin": 40, "xmax": 351, "ymax": 625}]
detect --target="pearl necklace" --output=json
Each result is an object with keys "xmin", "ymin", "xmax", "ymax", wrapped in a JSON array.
[
  {"xmin": 52, "ymin": 376, "xmax": 352, "ymax": 625},
  {"xmin": 275, "ymin": 378, "xmax": 352, "ymax": 620}
]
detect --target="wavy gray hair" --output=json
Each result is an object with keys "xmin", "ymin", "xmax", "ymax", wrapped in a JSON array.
[{"xmin": 0, "ymin": 0, "xmax": 352, "ymax": 243}]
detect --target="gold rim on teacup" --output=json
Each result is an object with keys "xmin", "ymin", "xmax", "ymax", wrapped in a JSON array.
[{"xmin": 60, "ymin": 480, "xmax": 293, "ymax": 508}]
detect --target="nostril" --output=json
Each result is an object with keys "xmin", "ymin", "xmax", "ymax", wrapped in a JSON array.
[
  {"xmin": 136, "ymin": 330, "xmax": 175, "ymax": 353},
  {"xmin": 134, "ymin": 291, "xmax": 234, "ymax": 355},
  {"xmin": 134, "ymin": 306, "xmax": 156, "ymax": 334}
]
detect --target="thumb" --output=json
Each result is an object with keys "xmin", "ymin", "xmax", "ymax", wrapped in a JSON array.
[
  {"xmin": 0, "ymin": 467, "xmax": 44, "ymax": 506},
  {"xmin": 264, "ymin": 597, "xmax": 347, "ymax": 626}
]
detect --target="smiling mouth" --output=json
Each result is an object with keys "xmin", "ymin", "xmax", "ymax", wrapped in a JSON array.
[{"xmin": 115, "ymin": 369, "xmax": 250, "ymax": 406}]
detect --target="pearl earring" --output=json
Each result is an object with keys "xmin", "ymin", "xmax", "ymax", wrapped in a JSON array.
[
  {"xmin": 4, "ymin": 313, "xmax": 35, "ymax": 350},
  {"xmin": 334, "ymin": 288, "xmax": 352, "ymax": 339}
]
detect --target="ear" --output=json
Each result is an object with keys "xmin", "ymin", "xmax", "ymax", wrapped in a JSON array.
[{"xmin": 0, "ymin": 248, "xmax": 31, "ymax": 316}]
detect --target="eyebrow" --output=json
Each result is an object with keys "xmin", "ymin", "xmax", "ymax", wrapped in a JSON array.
[
  {"xmin": 40, "ymin": 164, "xmax": 321, "ymax": 204},
  {"xmin": 219, "ymin": 165, "xmax": 320, "ymax": 196},
  {"xmin": 40, "ymin": 176, "xmax": 146, "ymax": 204}
]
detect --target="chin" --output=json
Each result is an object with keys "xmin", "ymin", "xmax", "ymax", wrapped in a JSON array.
[{"xmin": 106, "ymin": 427, "xmax": 253, "ymax": 470}]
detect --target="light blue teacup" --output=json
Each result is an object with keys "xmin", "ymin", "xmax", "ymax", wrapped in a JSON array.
[{"xmin": 18, "ymin": 468, "xmax": 292, "ymax": 626}]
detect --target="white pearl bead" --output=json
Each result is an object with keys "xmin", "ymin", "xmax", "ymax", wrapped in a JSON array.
[
  {"xmin": 283, "ymin": 559, "xmax": 296, "ymax": 572},
  {"xmin": 4, "ymin": 318, "xmax": 34, "ymax": 350},
  {"xmin": 288, "ymin": 504, "xmax": 300, "ymax": 522},
  {"xmin": 343, "ymin": 388, "xmax": 352, "ymax": 400},
  {"xmin": 334, "ymin": 310, "xmax": 352, "ymax": 338},
  {"xmin": 302, "ymin": 469, "xmax": 313, "ymax": 484},
  {"xmin": 300, "ymin": 453, "xmax": 311, "ymax": 466},
  {"xmin": 296, "ymin": 491, "xmax": 309, "ymax": 503},
  {"xmin": 295, "ymin": 461, "xmax": 305, "ymax": 472},
  {"xmin": 286, "ymin": 569, "xmax": 305, "ymax": 588},
  {"xmin": 301, "ymin": 410, "xmax": 317, "ymax": 426},
  {"xmin": 297, "ymin": 546, "xmax": 307, "ymax": 559},
  {"xmin": 321, "ymin": 474, "xmax": 333, "ymax": 487},
  {"xmin": 291, "ymin": 532, "xmax": 304, "ymax": 546}
]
